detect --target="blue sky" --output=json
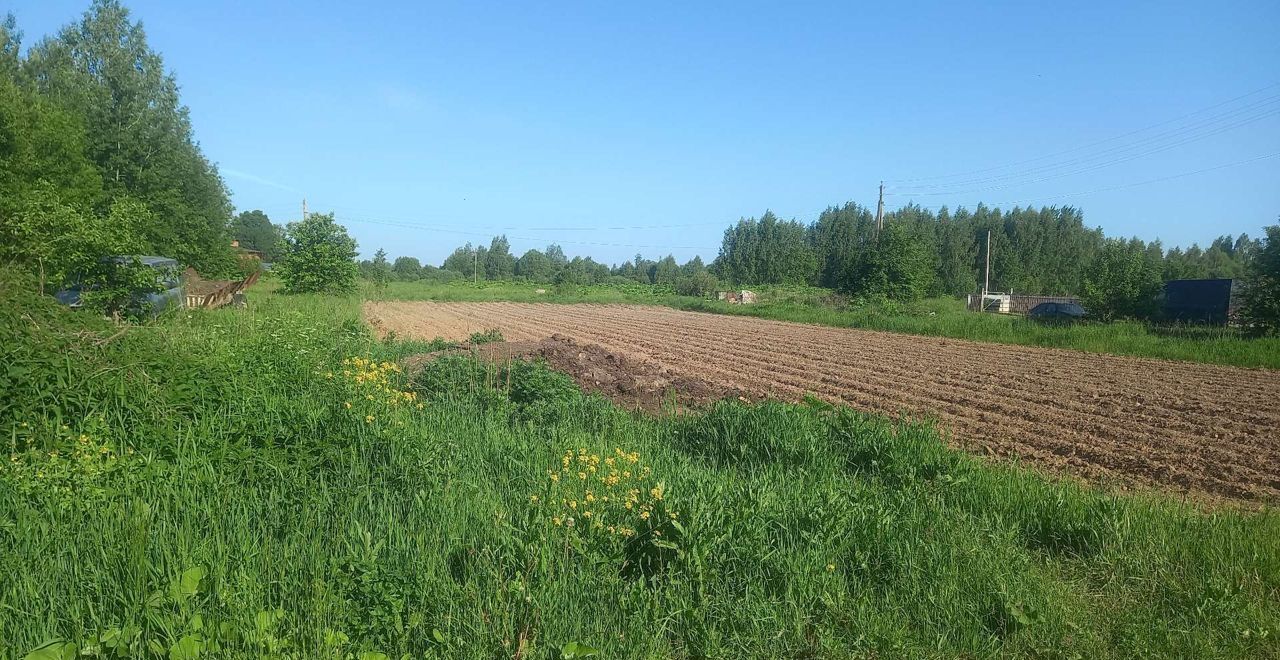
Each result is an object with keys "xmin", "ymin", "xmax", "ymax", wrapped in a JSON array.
[{"xmin": 10, "ymin": 0, "xmax": 1280, "ymax": 264}]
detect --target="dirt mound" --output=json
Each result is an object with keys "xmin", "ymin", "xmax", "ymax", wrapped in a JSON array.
[
  {"xmin": 411, "ymin": 334, "xmax": 756, "ymax": 413},
  {"xmin": 368, "ymin": 300, "xmax": 1280, "ymax": 503}
]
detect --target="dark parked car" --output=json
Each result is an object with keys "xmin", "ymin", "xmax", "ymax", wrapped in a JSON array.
[
  {"xmin": 1027, "ymin": 301, "xmax": 1087, "ymax": 323},
  {"xmin": 56, "ymin": 255, "xmax": 184, "ymax": 317}
]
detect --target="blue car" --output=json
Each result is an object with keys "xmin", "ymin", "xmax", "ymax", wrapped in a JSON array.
[{"xmin": 56, "ymin": 255, "xmax": 185, "ymax": 318}]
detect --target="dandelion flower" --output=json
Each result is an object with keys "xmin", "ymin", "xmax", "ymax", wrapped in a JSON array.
[
  {"xmin": 529, "ymin": 494, "xmax": 539, "ymax": 504},
  {"xmin": 553, "ymin": 516, "xmax": 563, "ymax": 526},
  {"xmin": 826, "ymin": 564, "xmax": 835, "ymax": 572}
]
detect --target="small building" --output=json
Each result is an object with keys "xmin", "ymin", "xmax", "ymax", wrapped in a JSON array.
[
  {"xmin": 1164, "ymin": 279, "xmax": 1237, "ymax": 325},
  {"xmin": 231, "ymin": 240, "xmax": 266, "ymax": 261}
]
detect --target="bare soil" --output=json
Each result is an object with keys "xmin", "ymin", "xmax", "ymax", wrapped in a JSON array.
[
  {"xmin": 407, "ymin": 334, "xmax": 759, "ymax": 413},
  {"xmin": 366, "ymin": 301, "xmax": 1280, "ymax": 503}
]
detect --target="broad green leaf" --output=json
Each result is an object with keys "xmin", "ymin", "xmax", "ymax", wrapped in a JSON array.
[
  {"xmin": 23, "ymin": 640, "xmax": 73, "ymax": 660},
  {"xmin": 177, "ymin": 566, "xmax": 207, "ymax": 599},
  {"xmin": 168, "ymin": 634, "xmax": 203, "ymax": 660}
]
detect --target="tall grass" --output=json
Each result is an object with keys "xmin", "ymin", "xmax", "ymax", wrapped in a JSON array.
[{"xmin": 2, "ymin": 270, "xmax": 1277, "ymax": 658}]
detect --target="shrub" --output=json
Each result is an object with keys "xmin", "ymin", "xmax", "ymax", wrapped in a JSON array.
[
  {"xmin": 276, "ymin": 212, "xmax": 359, "ymax": 294},
  {"xmin": 1239, "ymin": 224, "xmax": 1280, "ymax": 335},
  {"xmin": 674, "ymin": 271, "xmax": 718, "ymax": 297}
]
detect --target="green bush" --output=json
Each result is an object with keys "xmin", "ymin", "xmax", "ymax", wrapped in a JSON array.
[{"xmin": 276, "ymin": 212, "xmax": 359, "ymax": 294}]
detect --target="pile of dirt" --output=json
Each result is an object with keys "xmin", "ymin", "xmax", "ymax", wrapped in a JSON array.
[{"xmin": 410, "ymin": 334, "xmax": 756, "ymax": 413}]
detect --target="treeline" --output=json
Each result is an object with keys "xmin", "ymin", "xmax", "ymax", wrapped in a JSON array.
[
  {"xmin": 365, "ymin": 235, "xmax": 719, "ymax": 295},
  {"xmin": 0, "ymin": 2, "xmax": 238, "ymax": 289},
  {"xmin": 718, "ymin": 203, "xmax": 1258, "ymax": 299}
]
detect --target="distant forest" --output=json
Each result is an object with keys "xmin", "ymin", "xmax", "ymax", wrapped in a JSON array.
[{"xmin": 345, "ymin": 203, "xmax": 1260, "ymax": 315}]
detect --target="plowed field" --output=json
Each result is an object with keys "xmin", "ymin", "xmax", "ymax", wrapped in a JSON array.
[{"xmin": 365, "ymin": 301, "xmax": 1280, "ymax": 503}]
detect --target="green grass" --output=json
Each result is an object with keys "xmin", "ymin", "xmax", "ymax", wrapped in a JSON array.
[
  {"xmin": 374, "ymin": 279, "xmax": 1280, "ymax": 369},
  {"xmin": 2, "ymin": 270, "xmax": 1278, "ymax": 658}
]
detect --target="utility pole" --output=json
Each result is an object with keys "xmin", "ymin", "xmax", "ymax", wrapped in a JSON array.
[
  {"xmin": 473, "ymin": 246, "xmax": 478, "ymax": 286},
  {"xmin": 874, "ymin": 181, "xmax": 885, "ymax": 239},
  {"xmin": 302, "ymin": 198, "xmax": 308, "ymax": 222}
]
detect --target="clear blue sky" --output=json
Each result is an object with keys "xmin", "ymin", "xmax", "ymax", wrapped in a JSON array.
[{"xmin": 10, "ymin": 0, "xmax": 1280, "ymax": 264}]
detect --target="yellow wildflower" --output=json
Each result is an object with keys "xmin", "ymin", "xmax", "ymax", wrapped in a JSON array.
[
  {"xmin": 826, "ymin": 564, "xmax": 835, "ymax": 572},
  {"xmin": 550, "ymin": 473, "xmax": 559, "ymax": 482},
  {"xmin": 344, "ymin": 401, "xmax": 352, "ymax": 409}
]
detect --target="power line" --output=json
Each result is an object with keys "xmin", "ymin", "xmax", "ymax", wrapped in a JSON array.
[
  {"xmin": 887, "ymin": 81, "xmax": 1280, "ymax": 185},
  {"xmin": 887, "ymin": 101, "xmax": 1280, "ymax": 195},
  {"xmin": 885, "ymin": 105, "xmax": 1280, "ymax": 197},
  {"xmin": 885, "ymin": 151, "xmax": 1280, "ymax": 209},
  {"xmin": 889, "ymin": 95, "xmax": 1280, "ymax": 192}
]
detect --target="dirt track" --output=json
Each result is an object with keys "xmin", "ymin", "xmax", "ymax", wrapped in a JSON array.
[{"xmin": 366, "ymin": 301, "xmax": 1280, "ymax": 503}]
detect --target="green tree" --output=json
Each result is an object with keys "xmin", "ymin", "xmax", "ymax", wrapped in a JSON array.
[
  {"xmin": 276, "ymin": 212, "xmax": 358, "ymax": 294},
  {"xmin": 392, "ymin": 256, "xmax": 422, "ymax": 281},
  {"xmin": 442, "ymin": 243, "xmax": 483, "ymax": 281},
  {"xmin": 1239, "ymin": 224, "xmax": 1280, "ymax": 335},
  {"xmin": 935, "ymin": 208, "xmax": 978, "ymax": 295},
  {"xmin": 25, "ymin": 0, "xmax": 234, "ymax": 273},
  {"xmin": 844, "ymin": 223, "xmax": 934, "ymax": 302},
  {"xmin": 1080, "ymin": 238, "xmax": 1162, "ymax": 320},
  {"xmin": 717, "ymin": 211, "xmax": 817, "ymax": 285},
  {"xmin": 650, "ymin": 255, "xmax": 680, "ymax": 285},
  {"xmin": 516, "ymin": 249, "xmax": 554, "ymax": 282},
  {"xmin": 484, "ymin": 235, "xmax": 516, "ymax": 280},
  {"xmin": 230, "ymin": 210, "xmax": 285, "ymax": 261},
  {"xmin": 1, "ymin": 183, "xmax": 144, "ymax": 294},
  {"xmin": 369, "ymin": 248, "xmax": 391, "ymax": 290}
]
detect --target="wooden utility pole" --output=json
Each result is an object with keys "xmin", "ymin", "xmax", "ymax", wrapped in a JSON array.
[{"xmin": 874, "ymin": 181, "xmax": 885, "ymax": 239}]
